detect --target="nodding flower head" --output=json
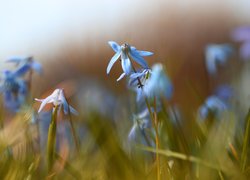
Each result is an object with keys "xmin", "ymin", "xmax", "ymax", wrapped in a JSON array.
[
  {"xmin": 205, "ymin": 44, "xmax": 233, "ymax": 75},
  {"xmin": 107, "ymin": 41, "xmax": 153, "ymax": 81},
  {"xmin": 6, "ymin": 56, "xmax": 43, "ymax": 74},
  {"xmin": 35, "ymin": 88, "xmax": 78, "ymax": 115}
]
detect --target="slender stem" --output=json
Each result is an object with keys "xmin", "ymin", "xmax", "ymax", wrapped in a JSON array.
[
  {"xmin": 241, "ymin": 109, "xmax": 250, "ymax": 172},
  {"xmin": 68, "ymin": 111, "xmax": 80, "ymax": 153},
  {"xmin": 47, "ymin": 105, "xmax": 58, "ymax": 172},
  {"xmin": 153, "ymin": 97, "xmax": 161, "ymax": 180}
]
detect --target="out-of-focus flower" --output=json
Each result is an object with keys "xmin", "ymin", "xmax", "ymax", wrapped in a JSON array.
[
  {"xmin": 199, "ymin": 96, "xmax": 228, "ymax": 120},
  {"xmin": 35, "ymin": 88, "xmax": 78, "ymax": 115},
  {"xmin": 6, "ymin": 56, "xmax": 42, "ymax": 74},
  {"xmin": 231, "ymin": 26, "xmax": 250, "ymax": 60},
  {"xmin": 128, "ymin": 108, "xmax": 152, "ymax": 145},
  {"xmin": 205, "ymin": 44, "xmax": 233, "ymax": 75},
  {"xmin": 107, "ymin": 41, "xmax": 153, "ymax": 81},
  {"xmin": 0, "ymin": 68, "xmax": 28, "ymax": 112},
  {"xmin": 198, "ymin": 85, "xmax": 233, "ymax": 120},
  {"xmin": 214, "ymin": 85, "xmax": 233, "ymax": 102},
  {"xmin": 144, "ymin": 63, "xmax": 173, "ymax": 100},
  {"xmin": 128, "ymin": 64, "xmax": 173, "ymax": 102}
]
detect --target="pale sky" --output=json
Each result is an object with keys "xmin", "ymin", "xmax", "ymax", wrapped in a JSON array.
[{"xmin": 0, "ymin": 0, "xmax": 249, "ymax": 66}]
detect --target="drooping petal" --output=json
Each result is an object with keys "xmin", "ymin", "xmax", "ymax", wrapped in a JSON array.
[
  {"xmin": 60, "ymin": 92, "xmax": 70, "ymax": 114},
  {"xmin": 106, "ymin": 50, "xmax": 121, "ymax": 74},
  {"xmin": 108, "ymin": 41, "xmax": 121, "ymax": 52},
  {"xmin": 116, "ymin": 72, "xmax": 126, "ymax": 81},
  {"xmin": 129, "ymin": 48, "xmax": 148, "ymax": 68}
]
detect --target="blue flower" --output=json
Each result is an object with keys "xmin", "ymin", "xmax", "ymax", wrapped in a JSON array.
[
  {"xmin": 231, "ymin": 26, "xmax": 250, "ymax": 60},
  {"xmin": 0, "ymin": 69, "xmax": 28, "ymax": 112},
  {"xmin": 35, "ymin": 88, "xmax": 78, "ymax": 115},
  {"xmin": 107, "ymin": 41, "xmax": 153, "ymax": 81},
  {"xmin": 199, "ymin": 96, "xmax": 228, "ymax": 120},
  {"xmin": 6, "ymin": 56, "xmax": 42, "ymax": 74},
  {"xmin": 205, "ymin": 44, "xmax": 233, "ymax": 75}
]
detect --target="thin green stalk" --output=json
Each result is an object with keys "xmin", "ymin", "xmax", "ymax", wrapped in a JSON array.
[
  {"xmin": 241, "ymin": 109, "xmax": 250, "ymax": 172},
  {"xmin": 153, "ymin": 97, "xmax": 161, "ymax": 180},
  {"xmin": 140, "ymin": 146, "xmax": 224, "ymax": 171},
  {"xmin": 47, "ymin": 105, "xmax": 58, "ymax": 172},
  {"xmin": 68, "ymin": 111, "xmax": 80, "ymax": 153}
]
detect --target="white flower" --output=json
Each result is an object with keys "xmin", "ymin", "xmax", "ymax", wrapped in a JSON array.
[{"xmin": 35, "ymin": 88, "xmax": 78, "ymax": 115}]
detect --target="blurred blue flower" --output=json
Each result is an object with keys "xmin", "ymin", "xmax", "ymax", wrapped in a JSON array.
[
  {"xmin": 35, "ymin": 88, "xmax": 78, "ymax": 115},
  {"xmin": 205, "ymin": 44, "xmax": 233, "ymax": 75},
  {"xmin": 199, "ymin": 96, "xmax": 228, "ymax": 120},
  {"xmin": 214, "ymin": 85, "xmax": 233, "ymax": 102},
  {"xmin": 144, "ymin": 63, "xmax": 173, "ymax": 100},
  {"xmin": 107, "ymin": 41, "xmax": 153, "ymax": 81},
  {"xmin": 231, "ymin": 26, "xmax": 250, "ymax": 60},
  {"xmin": 0, "ymin": 69, "xmax": 28, "ymax": 112},
  {"xmin": 6, "ymin": 56, "xmax": 43, "ymax": 74},
  {"xmin": 128, "ymin": 108, "xmax": 152, "ymax": 145},
  {"xmin": 198, "ymin": 85, "xmax": 233, "ymax": 121}
]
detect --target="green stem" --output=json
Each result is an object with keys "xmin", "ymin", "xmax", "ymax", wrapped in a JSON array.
[
  {"xmin": 241, "ymin": 109, "xmax": 250, "ymax": 172},
  {"xmin": 68, "ymin": 111, "xmax": 80, "ymax": 153},
  {"xmin": 47, "ymin": 105, "xmax": 58, "ymax": 172}
]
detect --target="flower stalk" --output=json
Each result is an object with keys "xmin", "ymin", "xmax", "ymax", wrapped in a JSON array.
[{"xmin": 47, "ymin": 105, "xmax": 58, "ymax": 172}]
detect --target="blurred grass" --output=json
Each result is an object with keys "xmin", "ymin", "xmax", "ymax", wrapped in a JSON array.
[{"xmin": 0, "ymin": 98, "xmax": 249, "ymax": 179}]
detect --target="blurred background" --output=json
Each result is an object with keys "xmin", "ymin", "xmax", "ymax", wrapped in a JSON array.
[{"xmin": 1, "ymin": 0, "xmax": 250, "ymax": 118}]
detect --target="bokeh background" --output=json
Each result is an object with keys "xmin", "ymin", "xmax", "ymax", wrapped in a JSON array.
[{"xmin": 1, "ymin": 0, "xmax": 250, "ymax": 119}]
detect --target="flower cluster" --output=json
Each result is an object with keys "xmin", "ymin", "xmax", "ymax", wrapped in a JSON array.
[
  {"xmin": 0, "ymin": 56, "xmax": 42, "ymax": 112},
  {"xmin": 107, "ymin": 41, "xmax": 173, "ymax": 144}
]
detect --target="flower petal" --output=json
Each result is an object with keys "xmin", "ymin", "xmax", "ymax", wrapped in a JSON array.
[
  {"xmin": 13, "ymin": 64, "xmax": 31, "ymax": 77},
  {"xmin": 106, "ymin": 51, "xmax": 121, "ymax": 74},
  {"xmin": 129, "ymin": 48, "xmax": 148, "ymax": 68},
  {"xmin": 69, "ymin": 105, "xmax": 79, "ymax": 115},
  {"xmin": 31, "ymin": 61, "xmax": 43, "ymax": 74},
  {"xmin": 116, "ymin": 72, "xmax": 126, "ymax": 81},
  {"xmin": 108, "ymin": 41, "xmax": 121, "ymax": 52},
  {"xmin": 36, "ymin": 95, "xmax": 54, "ymax": 113},
  {"xmin": 136, "ymin": 50, "xmax": 154, "ymax": 56},
  {"xmin": 121, "ymin": 55, "xmax": 132, "ymax": 75}
]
